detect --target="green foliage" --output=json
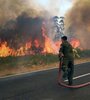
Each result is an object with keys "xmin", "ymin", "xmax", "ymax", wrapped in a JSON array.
[
  {"xmin": 0, "ymin": 50, "xmax": 90, "ymax": 71},
  {"xmin": 0, "ymin": 54, "xmax": 58, "ymax": 70},
  {"xmin": 76, "ymin": 48, "xmax": 90, "ymax": 57}
]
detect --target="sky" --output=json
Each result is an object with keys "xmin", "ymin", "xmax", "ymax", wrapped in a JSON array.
[{"xmin": 32, "ymin": 0, "xmax": 74, "ymax": 16}]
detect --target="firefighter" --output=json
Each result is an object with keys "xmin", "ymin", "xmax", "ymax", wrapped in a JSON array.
[{"xmin": 59, "ymin": 36, "xmax": 74, "ymax": 85}]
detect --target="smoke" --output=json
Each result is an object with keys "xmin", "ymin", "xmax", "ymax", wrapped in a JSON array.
[
  {"xmin": 65, "ymin": 0, "xmax": 90, "ymax": 49},
  {"xmin": 0, "ymin": 0, "xmax": 74, "ymax": 24},
  {"xmin": 0, "ymin": 0, "xmax": 52, "ymax": 50},
  {"xmin": 0, "ymin": 0, "xmax": 52, "ymax": 25},
  {"xmin": 0, "ymin": 0, "xmax": 26, "ymax": 24},
  {"xmin": 0, "ymin": 0, "xmax": 64, "ymax": 50},
  {"xmin": 2, "ymin": 0, "xmax": 89, "ymax": 51},
  {"xmin": 0, "ymin": 0, "xmax": 76, "ymax": 25},
  {"xmin": 0, "ymin": 13, "xmax": 46, "ymax": 50}
]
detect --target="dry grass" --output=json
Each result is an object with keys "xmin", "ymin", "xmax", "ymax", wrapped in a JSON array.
[{"xmin": 0, "ymin": 57, "xmax": 90, "ymax": 77}]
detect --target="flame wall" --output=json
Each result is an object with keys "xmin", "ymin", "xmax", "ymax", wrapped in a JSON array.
[{"xmin": 0, "ymin": 0, "xmax": 85, "ymax": 57}]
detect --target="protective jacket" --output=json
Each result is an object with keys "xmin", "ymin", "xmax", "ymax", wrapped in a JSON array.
[{"xmin": 59, "ymin": 41, "xmax": 74, "ymax": 61}]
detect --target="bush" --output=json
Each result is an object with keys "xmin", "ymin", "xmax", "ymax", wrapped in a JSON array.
[
  {"xmin": 76, "ymin": 48, "xmax": 90, "ymax": 57},
  {"xmin": 0, "ymin": 54, "xmax": 58, "ymax": 70}
]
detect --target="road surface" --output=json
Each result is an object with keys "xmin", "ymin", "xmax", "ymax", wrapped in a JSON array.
[{"xmin": 0, "ymin": 62, "xmax": 90, "ymax": 100}]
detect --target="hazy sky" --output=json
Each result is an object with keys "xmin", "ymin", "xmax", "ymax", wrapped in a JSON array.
[{"xmin": 32, "ymin": 0, "xmax": 74, "ymax": 16}]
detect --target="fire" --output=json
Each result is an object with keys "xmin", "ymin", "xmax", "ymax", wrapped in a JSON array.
[
  {"xmin": 41, "ymin": 22, "xmax": 62, "ymax": 54},
  {"xmin": 70, "ymin": 38, "xmax": 80, "ymax": 48},
  {"xmin": 0, "ymin": 38, "xmax": 80, "ymax": 57},
  {"xmin": 0, "ymin": 42, "xmax": 25, "ymax": 57},
  {"xmin": 41, "ymin": 24, "xmax": 58, "ymax": 54},
  {"xmin": 34, "ymin": 40, "xmax": 40, "ymax": 48},
  {"xmin": 0, "ymin": 31, "xmax": 60, "ymax": 57},
  {"xmin": 0, "ymin": 23, "xmax": 80, "ymax": 57},
  {"xmin": 0, "ymin": 42, "xmax": 11, "ymax": 57}
]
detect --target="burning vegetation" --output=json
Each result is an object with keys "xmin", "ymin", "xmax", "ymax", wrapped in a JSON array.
[
  {"xmin": 0, "ymin": 0, "xmax": 83, "ymax": 57},
  {"xmin": 0, "ymin": 13, "xmax": 61, "ymax": 57},
  {"xmin": 0, "ymin": 0, "xmax": 62, "ymax": 57},
  {"xmin": 0, "ymin": 13, "xmax": 80, "ymax": 57}
]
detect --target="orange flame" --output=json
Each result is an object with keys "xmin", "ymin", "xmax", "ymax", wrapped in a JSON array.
[
  {"xmin": 0, "ymin": 38, "xmax": 80, "ymax": 57},
  {"xmin": 0, "ymin": 24, "xmax": 80, "ymax": 57},
  {"xmin": 34, "ymin": 40, "xmax": 40, "ymax": 48},
  {"xmin": 70, "ymin": 38, "xmax": 80, "ymax": 48},
  {"xmin": 0, "ymin": 42, "xmax": 11, "ymax": 57},
  {"xmin": 41, "ymin": 23, "xmax": 59, "ymax": 54}
]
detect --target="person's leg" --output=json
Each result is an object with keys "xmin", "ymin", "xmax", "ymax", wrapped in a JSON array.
[
  {"xmin": 68, "ymin": 60, "xmax": 74, "ymax": 85},
  {"xmin": 62, "ymin": 59, "xmax": 68, "ymax": 79}
]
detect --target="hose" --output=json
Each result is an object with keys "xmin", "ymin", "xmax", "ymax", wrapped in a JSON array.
[{"xmin": 58, "ymin": 62, "xmax": 90, "ymax": 88}]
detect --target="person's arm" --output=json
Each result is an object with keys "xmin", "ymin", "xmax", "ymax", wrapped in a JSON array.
[
  {"xmin": 59, "ymin": 44, "xmax": 64, "ymax": 58},
  {"xmin": 73, "ymin": 48, "xmax": 80, "ymax": 58}
]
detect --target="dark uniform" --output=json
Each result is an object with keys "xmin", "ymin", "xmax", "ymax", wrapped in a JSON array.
[{"xmin": 59, "ymin": 41, "xmax": 74, "ymax": 85}]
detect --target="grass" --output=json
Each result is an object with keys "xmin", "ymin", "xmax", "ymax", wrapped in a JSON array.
[
  {"xmin": 77, "ymin": 49, "xmax": 90, "ymax": 57},
  {"xmin": 0, "ymin": 50, "xmax": 90, "ymax": 77},
  {"xmin": 0, "ymin": 54, "xmax": 58, "ymax": 71}
]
